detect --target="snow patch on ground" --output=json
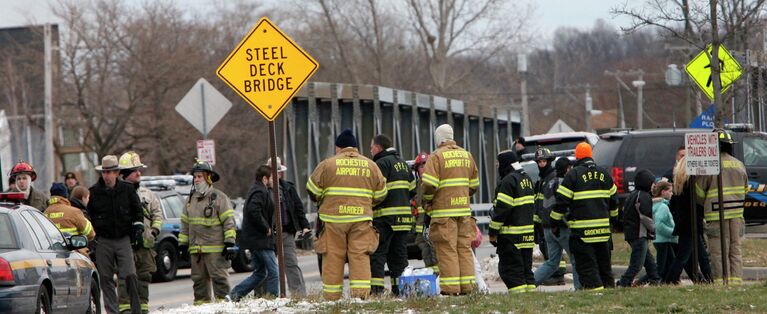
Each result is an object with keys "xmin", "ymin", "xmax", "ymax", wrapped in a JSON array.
[{"xmin": 151, "ymin": 297, "xmax": 371, "ymax": 314}]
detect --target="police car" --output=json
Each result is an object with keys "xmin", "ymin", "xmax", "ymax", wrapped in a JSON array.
[{"xmin": 0, "ymin": 192, "xmax": 100, "ymax": 314}]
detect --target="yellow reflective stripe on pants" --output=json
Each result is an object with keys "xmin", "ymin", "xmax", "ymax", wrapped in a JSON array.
[
  {"xmin": 323, "ymin": 284, "xmax": 343, "ymax": 293},
  {"xmin": 374, "ymin": 206, "xmax": 411, "ymax": 217},
  {"xmin": 319, "ymin": 214, "xmax": 372, "ymax": 223},
  {"xmin": 350, "ymin": 279, "xmax": 371, "ymax": 289},
  {"xmin": 499, "ymin": 225, "xmax": 534, "ymax": 234},
  {"xmin": 371, "ymin": 277, "xmax": 385, "ymax": 287},
  {"xmin": 509, "ymin": 285, "xmax": 527, "ymax": 293},
  {"xmin": 188, "ymin": 245, "xmax": 224, "ymax": 253},
  {"xmin": 440, "ymin": 276, "xmax": 461, "ymax": 286},
  {"xmin": 526, "ymin": 284, "xmax": 536, "ymax": 292},
  {"xmin": 118, "ymin": 304, "xmax": 149, "ymax": 312},
  {"xmin": 588, "ymin": 286, "xmax": 604, "ymax": 291},
  {"xmin": 429, "ymin": 208, "xmax": 471, "ymax": 218},
  {"xmin": 459, "ymin": 276, "xmax": 475, "ymax": 285},
  {"xmin": 390, "ymin": 277, "xmax": 399, "ymax": 286}
]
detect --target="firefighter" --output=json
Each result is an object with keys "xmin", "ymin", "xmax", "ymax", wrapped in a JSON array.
[
  {"xmin": 9, "ymin": 161, "xmax": 47, "ymax": 211},
  {"xmin": 369, "ymin": 134, "xmax": 416, "ymax": 296},
  {"xmin": 307, "ymin": 129, "xmax": 387, "ymax": 300},
  {"xmin": 694, "ymin": 129, "xmax": 748, "ymax": 285},
  {"xmin": 179, "ymin": 160, "xmax": 237, "ymax": 304},
  {"xmin": 489, "ymin": 150, "xmax": 536, "ymax": 293},
  {"xmin": 421, "ymin": 124, "xmax": 480, "ymax": 295},
  {"xmin": 413, "ymin": 152, "xmax": 438, "ymax": 274},
  {"xmin": 44, "ymin": 182, "xmax": 96, "ymax": 251},
  {"xmin": 550, "ymin": 142, "xmax": 618, "ymax": 290},
  {"xmin": 117, "ymin": 152, "xmax": 163, "ymax": 313}
]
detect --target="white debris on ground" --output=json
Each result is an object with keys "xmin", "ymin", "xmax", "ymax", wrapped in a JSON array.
[
  {"xmin": 481, "ymin": 255, "xmax": 500, "ymax": 283},
  {"xmin": 151, "ymin": 297, "xmax": 371, "ymax": 314}
]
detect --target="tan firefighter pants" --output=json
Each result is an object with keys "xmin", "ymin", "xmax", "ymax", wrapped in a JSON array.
[
  {"xmin": 706, "ymin": 217, "xmax": 745, "ymax": 285},
  {"xmin": 190, "ymin": 252, "xmax": 231, "ymax": 304},
  {"xmin": 118, "ymin": 247, "xmax": 156, "ymax": 313},
  {"xmin": 430, "ymin": 216, "xmax": 476, "ymax": 295},
  {"xmin": 315, "ymin": 221, "xmax": 378, "ymax": 300}
]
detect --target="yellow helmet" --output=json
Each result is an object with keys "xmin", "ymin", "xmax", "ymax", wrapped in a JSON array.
[
  {"xmin": 716, "ymin": 129, "xmax": 737, "ymax": 144},
  {"xmin": 119, "ymin": 151, "xmax": 148, "ymax": 169}
]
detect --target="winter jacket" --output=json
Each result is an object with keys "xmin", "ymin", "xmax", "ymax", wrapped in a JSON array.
[
  {"xmin": 669, "ymin": 182, "xmax": 704, "ymax": 237},
  {"xmin": 551, "ymin": 158, "xmax": 618, "ymax": 243},
  {"xmin": 307, "ymin": 147, "xmax": 387, "ymax": 224},
  {"xmin": 421, "ymin": 140, "xmax": 480, "ymax": 218},
  {"xmin": 137, "ymin": 186, "xmax": 163, "ymax": 249},
  {"xmin": 44, "ymin": 196, "xmax": 95, "ymax": 241},
  {"xmin": 179, "ymin": 186, "xmax": 237, "ymax": 254},
  {"xmin": 490, "ymin": 169, "xmax": 536, "ymax": 249},
  {"xmin": 87, "ymin": 178, "xmax": 143, "ymax": 239},
  {"xmin": 69, "ymin": 197, "xmax": 89, "ymax": 219},
  {"xmin": 373, "ymin": 148, "xmax": 416, "ymax": 231},
  {"xmin": 279, "ymin": 179, "xmax": 311, "ymax": 234},
  {"xmin": 652, "ymin": 198, "xmax": 677, "ymax": 244},
  {"xmin": 534, "ymin": 166, "xmax": 558, "ymax": 228},
  {"xmin": 694, "ymin": 153, "xmax": 748, "ymax": 221},
  {"xmin": 622, "ymin": 169, "xmax": 655, "ymax": 241},
  {"xmin": 20, "ymin": 186, "xmax": 48, "ymax": 212},
  {"xmin": 240, "ymin": 181, "xmax": 275, "ymax": 251}
]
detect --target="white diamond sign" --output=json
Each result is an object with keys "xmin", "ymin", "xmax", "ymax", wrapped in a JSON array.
[{"xmin": 175, "ymin": 78, "xmax": 232, "ymax": 137}]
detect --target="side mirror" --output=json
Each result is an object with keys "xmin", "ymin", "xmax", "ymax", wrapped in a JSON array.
[{"xmin": 68, "ymin": 235, "xmax": 88, "ymax": 250}]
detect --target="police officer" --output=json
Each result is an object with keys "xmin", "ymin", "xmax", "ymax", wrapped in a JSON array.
[
  {"xmin": 694, "ymin": 129, "xmax": 748, "ymax": 285},
  {"xmin": 10, "ymin": 161, "xmax": 47, "ymax": 211},
  {"xmin": 88, "ymin": 155, "xmax": 144, "ymax": 314},
  {"xmin": 307, "ymin": 129, "xmax": 387, "ymax": 300},
  {"xmin": 117, "ymin": 152, "xmax": 163, "ymax": 313},
  {"xmin": 421, "ymin": 124, "xmax": 479, "ymax": 295},
  {"xmin": 550, "ymin": 142, "xmax": 618, "ymax": 290},
  {"xmin": 44, "ymin": 182, "xmax": 96, "ymax": 248},
  {"xmin": 413, "ymin": 152, "xmax": 438, "ymax": 274},
  {"xmin": 489, "ymin": 150, "xmax": 536, "ymax": 293},
  {"xmin": 369, "ymin": 134, "xmax": 415, "ymax": 296},
  {"xmin": 179, "ymin": 160, "xmax": 237, "ymax": 304}
]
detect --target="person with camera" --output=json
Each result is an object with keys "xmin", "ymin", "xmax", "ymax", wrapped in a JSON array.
[
  {"xmin": 179, "ymin": 160, "xmax": 237, "ymax": 304},
  {"xmin": 229, "ymin": 165, "xmax": 280, "ymax": 300}
]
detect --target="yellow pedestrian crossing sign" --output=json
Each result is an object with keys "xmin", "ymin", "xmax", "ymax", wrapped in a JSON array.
[{"xmin": 685, "ymin": 44, "xmax": 742, "ymax": 101}]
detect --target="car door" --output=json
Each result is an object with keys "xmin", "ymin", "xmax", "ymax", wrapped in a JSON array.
[
  {"xmin": 737, "ymin": 133, "xmax": 767, "ymax": 223},
  {"xmin": 23, "ymin": 210, "xmax": 79, "ymax": 313}
]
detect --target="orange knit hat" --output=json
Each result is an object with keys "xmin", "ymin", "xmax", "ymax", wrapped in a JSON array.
[{"xmin": 575, "ymin": 142, "xmax": 592, "ymax": 160}]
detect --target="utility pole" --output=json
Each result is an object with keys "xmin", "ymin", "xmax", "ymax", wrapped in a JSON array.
[
  {"xmin": 604, "ymin": 69, "xmax": 644, "ymax": 129},
  {"xmin": 518, "ymin": 53, "xmax": 530, "ymax": 136},
  {"xmin": 585, "ymin": 85, "xmax": 592, "ymax": 132}
]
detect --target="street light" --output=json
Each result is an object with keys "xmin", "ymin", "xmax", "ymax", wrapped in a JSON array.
[{"xmin": 665, "ymin": 64, "xmax": 683, "ymax": 86}]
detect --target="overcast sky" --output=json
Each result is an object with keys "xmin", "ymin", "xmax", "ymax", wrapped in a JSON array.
[{"xmin": 0, "ymin": 0, "xmax": 633, "ymax": 44}]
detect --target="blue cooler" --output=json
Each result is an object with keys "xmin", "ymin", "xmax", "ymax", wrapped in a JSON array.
[{"xmin": 398, "ymin": 273, "xmax": 438, "ymax": 297}]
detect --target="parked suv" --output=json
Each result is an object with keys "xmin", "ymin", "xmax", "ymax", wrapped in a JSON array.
[
  {"xmin": 518, "ymin": 132, "xmax": 599, "ymax": 156},
  {"xmin": 593, "ymin": 125, "xmax": 767, "ymax": 224}
]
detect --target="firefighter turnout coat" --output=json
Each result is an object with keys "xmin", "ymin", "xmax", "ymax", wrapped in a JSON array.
[
  {"xmin": 694, "ymin": 152, "xmax": 749, "ymax": 222},
  {"xmin": 373, "ymin": 148, "xmax": 416, "ymax": 230},
  {"xmin": 421, "ymin": 140, "xmax": 480, "ymax": 218},
  {"xmin": 490, "ymin": 170, "xmax": 536, "ymax": 248},
  {"xmin": 179, "ymin": 187, "xmax": 237, "ymax": 253},
  {"xmin": 137, "ymin": 186, "xmax": 163, "ymax": 249},
  {"xmin": 44, "ymin": 196, "xmax": 95, "ymax": 240}
]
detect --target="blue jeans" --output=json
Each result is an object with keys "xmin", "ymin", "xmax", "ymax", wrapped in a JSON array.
[
  {"xmin": 618, "ymin": 238, "xmax": 659, "ymax": 287},
  {"xmin": 534, "ymin": 227, "xmax": 581, "ymax": 289},
  {"xmin": 230, "ymin": 249, "xmax": 279, "ymax": 299}
]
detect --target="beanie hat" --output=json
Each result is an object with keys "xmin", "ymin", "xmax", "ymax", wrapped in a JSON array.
[
  {"xmin": 50, "ymin": 182, "xmax": 68, "ymax": 198},
  {"xmin": 497, "ymin": 150, "xmax": 519, "ymax": 173},
  {"xmin": 435, "ymin": 124, "xmax": 454, "ymax": 145},
  {"xmin": 555, "ymin": 157, "xmax": 572, "ymax": 177},
  {"xmin": 335, "ymin": 128, "xmax": 358, "ymax": 148},
  {"xmin": 575, "ymin": 142, "xmax": 592, "ymax": 160}
]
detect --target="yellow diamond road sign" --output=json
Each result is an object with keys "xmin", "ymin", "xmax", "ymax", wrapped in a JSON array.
[
  {"xmin": 685, "ymin": 44, "xmax": 742, "ymax": 101},
  {"xmin": 217, "ymin": 17, "xmax": 318, "ymax": 121}
]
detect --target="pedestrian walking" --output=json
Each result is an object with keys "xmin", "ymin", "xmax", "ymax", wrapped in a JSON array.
[
  {"xmin": 179, "ymin": 160, "xmax": 238, "ymax": 304},
  {"xmin": 117, "ymin": 152, "xmax": 163, "ymax": 313},
  {"xmin": 617, "ymin": 169, "xmax": 660, "ymax": 287},
  {"xmin": 230, "ymin": 165, "xmax": 279, "ymax": 300},
  {"xmin": 369, "ymin": 134, "xmax": 415, "ymax": 296},
  {"xmin": 489, "ymin": 150, "xmax": 536, "ymax": 293},
  {"xmin": 307, "ymin": 129, "xmax": 387, "ymax": 300},
  {"xmin": 10, "ymin": 161, "xmax": 47, "ymax": 211},
  {"xmin": 421, "ymin": 124, "xmax": 480, "ymax": 295},
  {"xmin": 652, "ymin": 181, "xmax": 677, "ymax": 281},
  {"xmin": 87, "ymin": 155, "xmax": 144, "ymax": 314},
  {"xmin": 551, "ymin": 142, "xmax": 618, "ymax": 290}
]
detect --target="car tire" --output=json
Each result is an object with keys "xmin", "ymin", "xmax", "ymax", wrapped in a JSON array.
[
  {"xmin": 35, "ymin": 284, "xmax": 51, "ymax": 314},
  {"xmin": 153, "ymin": 241, "xmax": 178, "ymax": 282},
  {"xmin": 231, "ymin": 248, "xmax": 254, "ymax": 273},
  {"xmin": 86, "ymin": 276, "xmax": 101, "ymax": 314}
]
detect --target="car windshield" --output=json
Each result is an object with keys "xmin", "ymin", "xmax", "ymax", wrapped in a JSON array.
[
  {"xmin": 593, "ymin": 138, "xmax": 623, "ymax": 167},
  {"xmin": 0, "ymin": 214, "xmax": 17, "ymax": 248},
  {"xmin": 622, "ymin": 135, "xmax": 684, "ymax": 175}
]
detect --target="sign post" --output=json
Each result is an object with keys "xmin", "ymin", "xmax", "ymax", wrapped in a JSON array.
[
  {"xmin": 216, "ymin": 17, "xmax": 318, "ymax": 298},
  {"xmin": 685, "ymin": 132, "xmax": 727, "ymax": 285}
]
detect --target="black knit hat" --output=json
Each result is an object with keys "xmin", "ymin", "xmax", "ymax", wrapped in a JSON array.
[
  {"xmin": 497, "ymin": 150, "xmax": 519, "ymax": 170},
  {"xmin": 335, "ymin": 129, "xmax": 358, "ymax": 148},
  {"xmin": 50, "ymin": 182, "xmax": 68, "ymax": 198}
]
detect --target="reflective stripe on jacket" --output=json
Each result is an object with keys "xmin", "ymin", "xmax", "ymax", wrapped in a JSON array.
[
  {"xmin": 421, "ymin": 140, "xmax": 479, "ymax": 218},
  {"xmin": 138, "ymin": 186, "xmax": 163, "ymax": 249},
  {"xmin": 490, "ymin": 170, "xmax": 536, "ymax": 249},
  {"xmin": 373, "ymin": 148, "xmax": 416, "ymax": 230},
  {"xmin": 179, "ymin": 187, "xmax": 236, "ymax": 254},
  {"xmin": 694, "ymin": 153, "xmax": 748, "ymax": 221},
  {"xmin": 44, "ymin": 196, "xmax": 96, "ymax": 240},
  {"xmin": 306, "ymin": 147, "xmax": 387, "ymax": 224}
]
